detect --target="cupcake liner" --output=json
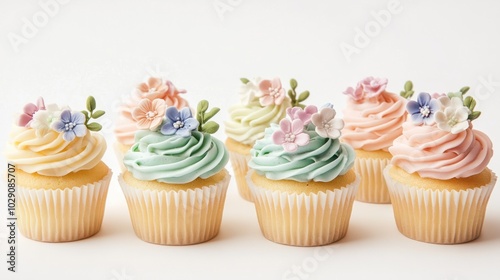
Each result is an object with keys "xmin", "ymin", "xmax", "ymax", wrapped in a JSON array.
[
  {"xmin": 17, "ymin": 170, "xmax": 112, "ymax": 242},
  {"xmin": 384, "ymin": 166, "xmax": 497, "ymax": 244},
  {"xmin": 228, "ymin": 150, "xmax": 253, "ymax": 202},
  {"xmin": 118, "ymin": 172, "xmax": 230, "ymax": 245},
  {"xmin": 247, "ymin": 170, "xmax": 359, "ymax": 246},
  {"xmin": 354, "ymin": 156, "xmax": 391, "ymax": 203}
]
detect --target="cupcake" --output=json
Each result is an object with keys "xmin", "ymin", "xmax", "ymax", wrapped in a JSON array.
[
  {"xmin": 384, "ymin": 88, "xmax": 496, "ymax": 244},
  {"xmin": 118, "ymin": 100, "xmax": 230, "ymax": 245},
  {"xmin": 341, "ymin": 77, "xmax": 408, "ymax": 203},
  {"xmin": 247, "ymin": 104, "xmax": 359, "ymax": 246},
  {"xmin": 114, "ymin": 76, "xmax": 189, "ymax": 170},
  {"xmin": 225, "ymin": 78, "xmax": 310, "ymax": 201},
  {"xmin": 5, "ymin": 96, "xmax": 112, "ymax": 242}
]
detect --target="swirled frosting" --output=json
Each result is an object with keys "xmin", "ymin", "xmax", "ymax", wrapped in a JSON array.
[
  {"xmin": 249, "ymin": 123, "xmax": 355, "ymax": 182},
  {"xmin": 224, "ymin": 98, "xmax": 291, "ymax": 145},
  {"xmin": 115, "ymin": 86, "xmax": 189, "ymax": 146},
  {"xmin": 342, "ymin": 91, "xmax": 406, "ymax": 151},
  {"xmin": 124, "ymin": 130, "xmax": 229, "ymax": 184},
  {"xmin": 389, "ymin": 122, "xmax": 493, "ymax": 180},
  {"xmin": 6, "ymin": 125, "xmax": 106, "ymax": 176}
]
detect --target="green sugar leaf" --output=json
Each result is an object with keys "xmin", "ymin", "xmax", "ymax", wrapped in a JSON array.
[
  {"xmin": 197, "ymin": 100, "xmax": 209, "ymax": 114},
  {"xmin": 460, "ymin": 86, "xmax": 470, "ymax": 95},
  {"xmin": 92, "ymin": 110, "xmax": 105, "ymax": 119},
  {"xmin": 463, "ymin": 96, "xmax": 472, "ymax": 107},
  {"xmin": 86, "ymin": 96, "xmax": 96, "ymax": 112},
  {"xmin": 290, "ymin": 79, "xmax": 298, "ymax": 90},
  {"xmin": 81, "ymin": 110, "xmax": 89, "ymax": 121},
  {"xmin": 404, "ymin": 81, "xmax": 413, "ymax": 91},
  {"xmin": 87, "ymin": 122, "xmax": 102, "ymax": 131},
  {"xmin": 288, "ymin": 89, "xmax": 295, "ymax": 101},
  {"xmin": 240, "ymin": 78, "xmax": 250, "ymax": 84},
  {"xmin": 469, "ymin": 111, "xmax": 481, "ymax": 121},
  {"xmin": 298, "ymin": 91, "xmax": 310, "ymax": 102},
  {"xmin": 202, "ymin": 121, "xmax": 219, "ymax": 134},
  {"xmin": 203, "ymin": 107, "xmax": 220, "ymax": 122}
]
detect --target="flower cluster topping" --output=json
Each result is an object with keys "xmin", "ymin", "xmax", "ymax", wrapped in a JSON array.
[
  {"xmin": 16, "ymin": 96, "xmax": 105, "ymax": 141},
  {"xmin": 272, "ymin": 104, "xmax": 344, "ymax": 152},
  {"xmin": 129, "ymin": 96, "xmax": 220, "ymax": 138},
  {"xmin": 344, "ymin": 76, "xmax": 388, "ymax": 101},
  {"xmin": 405, "ymin": 83, "xmax": 481, "ymax": 134},
  {"xmin": 239, "ymin": 77, "xmax": 309, "ymax": 108}
]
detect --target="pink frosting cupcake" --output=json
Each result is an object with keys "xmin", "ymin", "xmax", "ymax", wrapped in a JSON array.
[
  {"xmin": 114, "ymin": 77, "xmax": 189, "ymax": 169},
  {"xmin": 341, "ymin": 77, "xmax": 407, "ymax": 203},
  {"xmin": 384, "ymin": 87, "xmax": 496, "ymax": 244}
]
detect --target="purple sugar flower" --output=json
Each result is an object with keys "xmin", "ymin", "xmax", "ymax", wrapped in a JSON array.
[
  {"xmin": 52, "ymin": 110, "xmax": 87, "ymax": 141},
  {"xmin": 160, "ymin": 107, "xmax": 199, "ymax": 137},
  {"xmin": 406, "ymin": 92, "xmax": 440, "ymax": 125}
]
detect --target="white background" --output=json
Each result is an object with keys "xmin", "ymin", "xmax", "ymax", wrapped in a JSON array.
[{"xmin": 1, "ymin": 0, "xmax": 500, "ymax": 279}]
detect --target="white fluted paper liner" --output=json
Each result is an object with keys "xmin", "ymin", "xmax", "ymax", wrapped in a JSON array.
[
  {"xmin": 17, "ymin": 170, "xmax": 112, "ymax": 242},
  {"xmin": 246, "ymin": 170, "xmax": 360, "ymax": 246},
  {"xmin": 354, "ymin": 156, "xmax": 391, "ymax": 203},
  {"xmin": 118, "ymin": 173, "xmax": 230, "ymax": 245},
  {"xmin": 228, "ymin": 150, "xmax": 253, "ymax": 202},
  {"xmin": 383, "ymin": 166, "xmax": 497, "ymax": 244}
]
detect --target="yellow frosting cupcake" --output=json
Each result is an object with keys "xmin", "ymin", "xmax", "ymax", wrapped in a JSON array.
[{"xmin": 5, "ymin": 96, "xmax": 112, "ymax": 242}]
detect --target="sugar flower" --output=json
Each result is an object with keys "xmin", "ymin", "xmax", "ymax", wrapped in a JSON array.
[
  {"xmin": 18, "ymin": 97, "xmax": 45, "ymax": 127},
  {"xmin": 344, "ymin": 77, "xmax": 388, "ymax": 101},
  {"xmin": 135, "ymin": 77, "xmax": 169, "ymax": 100},
  {"xmin": 165, "ymin": 80, "xmax": 187, "ymax": 97},
  {"xmin": 311, "ymin": 107, "xmax": 344, "ymax": 139},
  {"xmin": 160, "ymin": 107, "xmax": 199, "ymax": 137},
  {"xmin": 406, "ymin": 92, "xmax": 441, "ymax": 125},
  {"xmin": 286, "ymin": 105, "xmax": 318, "ymax": 125},
  {"xmin": 258, "ymin": 78, "xmax": 285, "ymax": 106},
  {"xmin": 51, "ymin": 110, "xmax": 87, "ymax": 141},
  {"xmin": 30, "ymin": 103, "xmax": 65, "ymax": 137},
  {"xmin": 239, "ymin": 77, "xmax": 262, "ymax": 105},
  {"xmin": 435, "ymin": 96, "xmax": 470, "ymax": 134},
  {"xmin": 272, "ymin": 119, "xmax": 310, "ymax": 152},
  {"xmin": 131, "ymin": 98, "xmax": 166, "ymax": 131}
]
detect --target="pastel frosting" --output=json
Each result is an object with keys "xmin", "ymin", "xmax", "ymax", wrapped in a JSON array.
[
  {"xmin": 124, "ymin": 130, "xmax": 229, "ymax": 184},
  {"xmin": 389, "ymin": 121, "xmax": 493, "ymax": 180},
  {"xmin": 249, "ymin": 123, "xmax": 355, "ymax": 182},
  {"xmin": 115, "ymin": 79, "xmax": 189, "ymax": 146},
  {"xmin": 6, "ymin": 125, "xmax": 106, "ymax": 176},
  {"xmin": 224, "ymin": 97, "xmax": 291, "ymax": 146},
  {"xmin": 342, "ymin": 91, "xmax": 406, "ymax": 151}
]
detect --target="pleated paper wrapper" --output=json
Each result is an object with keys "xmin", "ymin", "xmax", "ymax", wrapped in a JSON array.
[
  {"xmin": 247, "ymin": 171, "xmax": 360, "ymax": 246},
  {"xmin": 17, "ymin": 170, "xmax": 112, "ymax": 242},
  {"xmin": 118, "ymin": 173, "xmax": 230, "ymax": 245},
  {"xmin": 228, "ymin": 150, "xmax": 253, "ymax": 202},
  {"xmin": 384, "ymin": 166, "xmax": 497, "ymax": 244},
  {"xmin": 354, "ymin": 156, "xmax": 391, "ymax": 203}
]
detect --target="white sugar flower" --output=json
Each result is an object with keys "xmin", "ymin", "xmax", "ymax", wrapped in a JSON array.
[
  {"xmin": 239, "ymin": 77, "xmax": 262, "ymax": 105},
  {"xmin": 311, "ymin": 107, "xmax": 344, "ymax": 139},
  {"xmin": 30, "ymin": 103, "xmax": 67, "ymax": 137},
  {"xmin": 435, "ymin": 96, "xmax": 470, "ymax": 134}
]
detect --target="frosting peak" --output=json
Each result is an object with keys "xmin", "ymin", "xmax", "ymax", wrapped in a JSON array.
[{"xmin": 342, "ymin": 91, "xmax": 407, "ymax": 151}]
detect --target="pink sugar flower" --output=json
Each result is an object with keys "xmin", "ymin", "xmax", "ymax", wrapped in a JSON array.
[
  {"xmin": 131, "ymin": 98, "xmax": 166, "ymax": 130},
  {"xmin": 136, "ymin": 77, "xmax": 169, "ymax": 100},
  {"xmin": 18, "ymin": 97, "xmax": 45, "ymax": 127},
  {"xmin": 286, "ymin": 105, "xmax": 318, "ymax": 125},
  {"xmin": 272, "ymin": 119, "xmax": 310, "ymax": 152},
  {"xmin": 258, "ymin": 78, "xmax": 286, "ymax": 106}
]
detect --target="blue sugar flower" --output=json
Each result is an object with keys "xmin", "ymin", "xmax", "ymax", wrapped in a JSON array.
[
  {"xmin": 160, "ymin": 107, "xmax": 199, "ymax": 137},
  {"xmin": 406, "ymin": 92, "xmax": 441, "ymax": 125},
  {"xmin": 52, "ymin": 110, "xmax": 87, "ymax": 141}
]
